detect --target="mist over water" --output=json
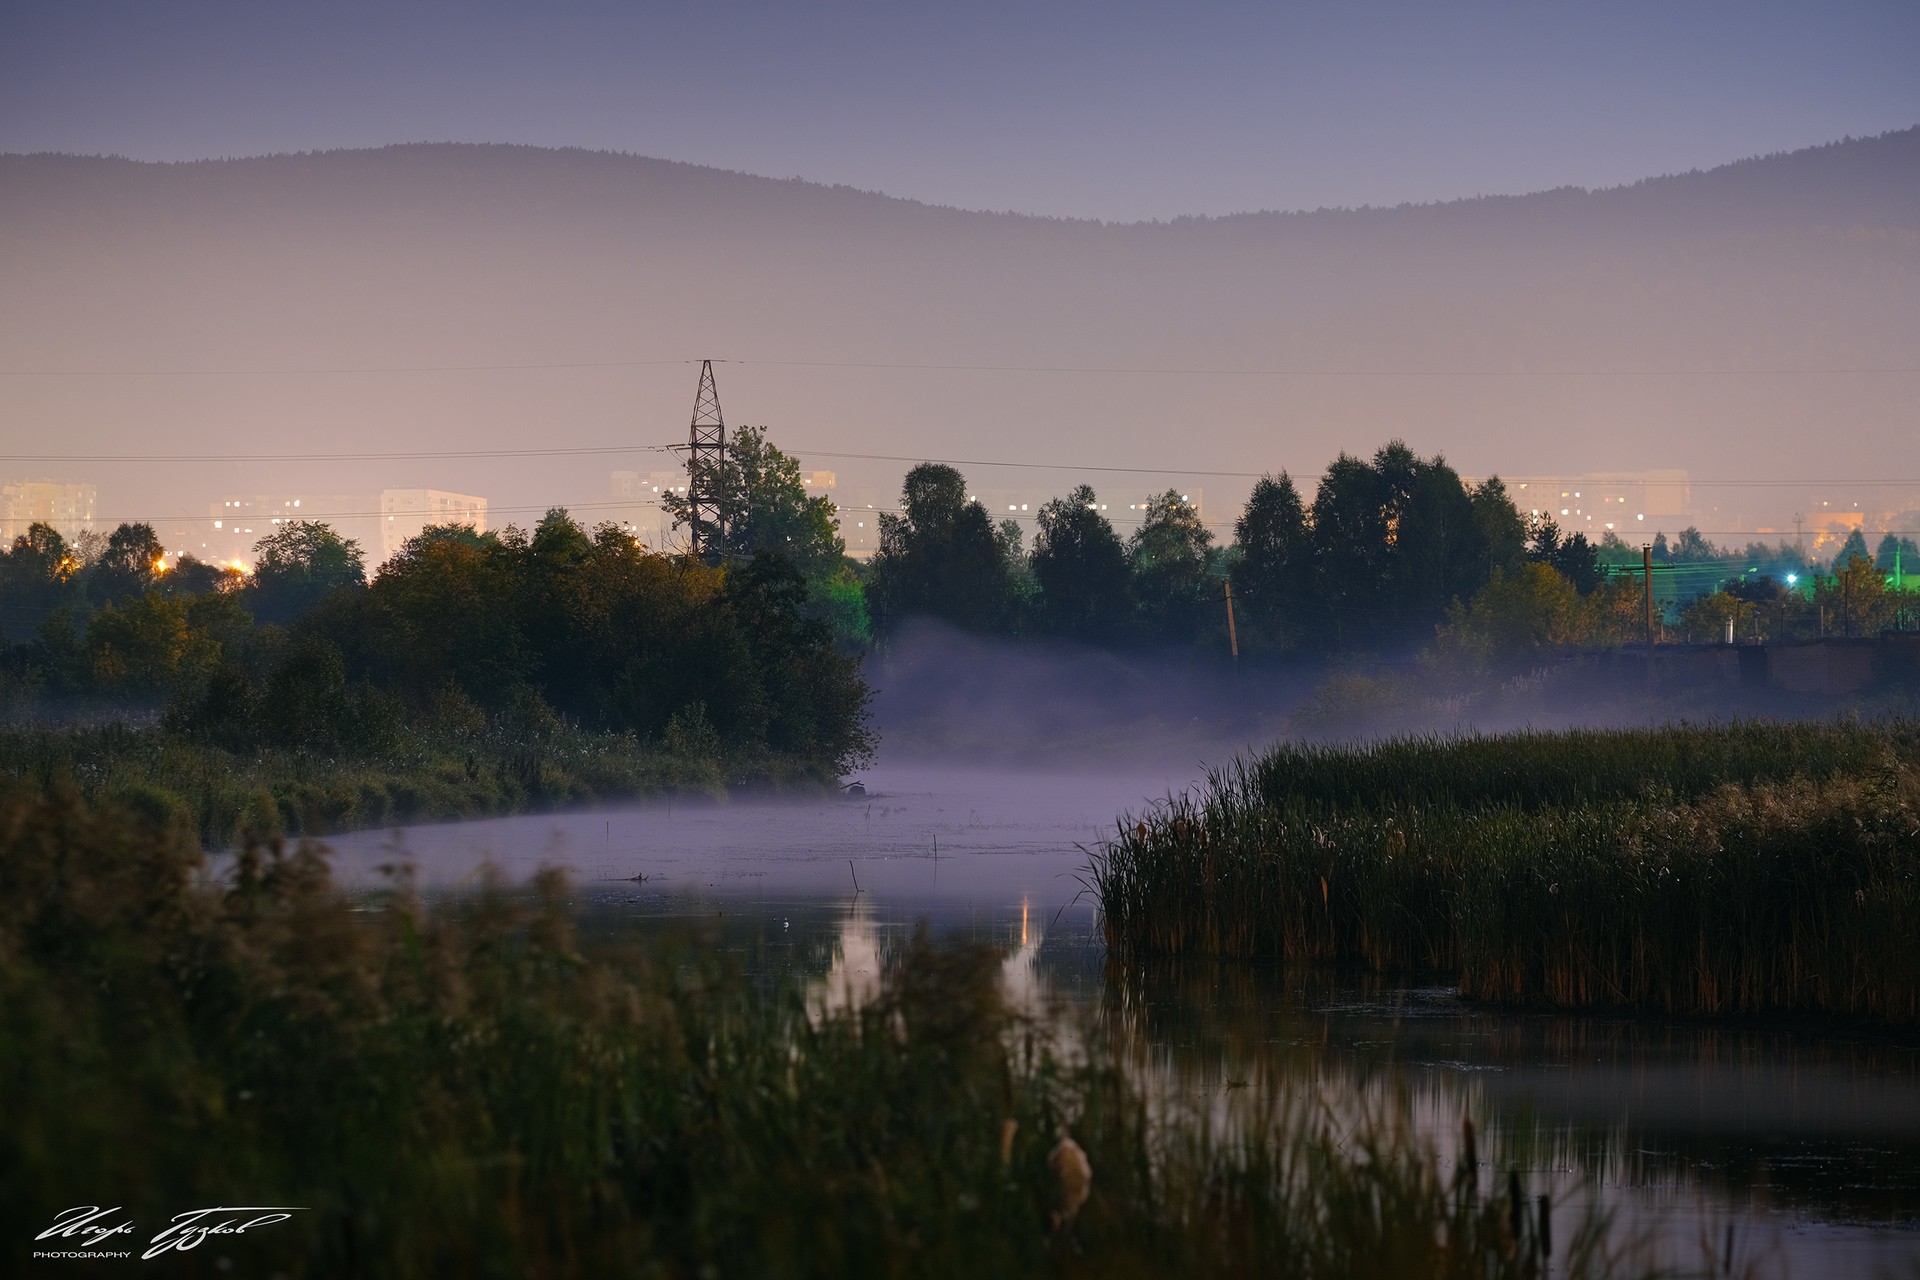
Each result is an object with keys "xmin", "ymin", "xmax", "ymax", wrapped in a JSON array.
[
  {"xmin": 322, "ymin": 744, "xmax": 1920, "ymax": 1280},
  {"xmin": 321, "ymin": 641, "xmax": 1920, "ymax": 1280}
]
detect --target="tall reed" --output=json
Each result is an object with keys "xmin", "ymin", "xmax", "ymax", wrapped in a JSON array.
[{"xmin": 1095, "ymin": 721, "xmax": 1920, "ymax": 1023}]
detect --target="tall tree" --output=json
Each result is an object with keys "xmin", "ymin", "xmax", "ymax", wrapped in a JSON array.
[
  {"xmin": 1526, "ymin": 515, "xmax": 1602, "ymax": 595},
  {"xmin": 660, "ymin": 424, "xmax": 845, "ymax": 579},
  {"xmin": 0, "ymin": 522, "xmax": 81, "ymax": 638},
  {"xmin": 1230, "ymin": 473, "xmax": 1312, "ymax": 653},
  {"xmin": 1307, "ymin": 452, "xmax": 1392, "ymax": 650},
  {"xmin": 865, "ymin": 463, "xmax": 1013, "ymax": 634},
  {"xmin": 1830, "ymin": 528, "xmax": 1870, "ymax": 571},
  {"xmin": 89, "ymin": 521, "xmax": 164, "ymax": 605},
  {"xmin": 1392, "ymin": 460, "xmax": 1486, "ymax": 620},
  {"xmin": 1468, "ymin": 478, "xmax": 1528, "ymax": 576},
  {"xmin": 246, "ymin": 521, "xmax": 366, "ymax": 624},
  {"xmin": 1128, "ymin": 489, "xmax": 1218, "ymax": 649},
  {"xmin": 1031, "ymin": 485, "xmax": 1131, "ymax": 644}
]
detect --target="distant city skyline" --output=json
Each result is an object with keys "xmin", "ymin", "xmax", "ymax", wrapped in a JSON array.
[{"xmin": 3, "ymin": 1, "xmax": 1916, "ymax": 221}]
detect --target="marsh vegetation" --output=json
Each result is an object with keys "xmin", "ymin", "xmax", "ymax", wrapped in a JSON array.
[
  {"xmin": 1094, "ymin": 721, "xmax": 1920, "ymax": 1023},
  {"xmin": 0, "ymin": 781, "xmax": 1640, "ymax": 1278}
]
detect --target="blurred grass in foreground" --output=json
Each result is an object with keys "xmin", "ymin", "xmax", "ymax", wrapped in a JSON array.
[{"xmin": 0, "ymin": 781, "xmax": 1640, "ymax": 1278}]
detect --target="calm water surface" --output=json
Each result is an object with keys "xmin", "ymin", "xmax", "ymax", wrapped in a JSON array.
[{"xmin": 327, "ymin": 764, "xmax": 1920, "ymax": 1280}]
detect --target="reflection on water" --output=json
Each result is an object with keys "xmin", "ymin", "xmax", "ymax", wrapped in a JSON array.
[
  {"xmin": 327, "ymin": 765, "xmax": 1920, "ymax": 1279},
  {"xmin": 812, "ymin": 898, "xmax": 882, "ymax": 1018}
]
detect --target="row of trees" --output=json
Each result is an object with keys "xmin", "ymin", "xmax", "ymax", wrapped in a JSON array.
[
  {"xmin": 860, "ymin": 443, "xmax": 1591, "ymax": 656},
  {"xmin": 1, "ymin": 509, "xmax": 871, "ymax": 775},
  {"xmin": 0, "ymin": 518, "xmax": 366, "ymax": 641},
  {"xmin": 9, "ymin": 423, "xmax": 1917, "ymax": 706}
]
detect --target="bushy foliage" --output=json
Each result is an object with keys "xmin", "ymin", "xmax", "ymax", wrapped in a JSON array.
[{"xmin": 2, "ymin": 508, "xmax": 872, "ymax": 787}]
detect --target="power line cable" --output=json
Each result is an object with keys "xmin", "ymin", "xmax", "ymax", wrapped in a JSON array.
[
  {"xmin": 4, "ymin": 357, "xmax": 1919, "ymax": 378},
  {"xmin": 9, "ymin": 442, "xmax": 1920, "ymax": 490}
]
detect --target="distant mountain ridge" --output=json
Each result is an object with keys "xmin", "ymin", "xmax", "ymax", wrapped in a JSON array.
[
  {"xmin": 2, "ymin": 128, "xmax": 1916, "ymax": 540},
  {"xmin": 5, "ymin": 126, "xmax": 1918, "ymax": 229}
]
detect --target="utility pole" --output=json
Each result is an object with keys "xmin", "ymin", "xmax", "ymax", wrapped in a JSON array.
[
  {"xmin": 1793, "ymin": 512, "xmax": 1804, "ymax": 558},
  {"xmin": 1642, "ymin": 544, "xmax": 1655, "ymax": 649},
  {"xmin": 1224, "ymin": 579, "xmax": 1240, "ymax": 665},
  {"xmin": 1642, "ymin": 543, "xmax": 1655, "ymax": 694},
  {"xmin": 684, "ymin": 360, "xmax": 726, "ymax": 562}
]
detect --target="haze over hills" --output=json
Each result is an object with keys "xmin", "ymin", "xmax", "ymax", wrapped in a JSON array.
[{"xmin": 2, "ymin": 128, "xmax": 1917, "ymax": 552}]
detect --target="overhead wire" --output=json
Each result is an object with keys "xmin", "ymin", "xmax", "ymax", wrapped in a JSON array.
[
  {"xmin": 7, "ymin": 442, "xmax": 1920, "ymax": 491},
  {"xmin": 4, "ymin": 357, "xmax": 1919, "ymax": 378}
]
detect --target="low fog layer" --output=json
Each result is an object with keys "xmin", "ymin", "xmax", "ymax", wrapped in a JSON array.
[
  {"xmin": 2, "ymin": 130, "xmax": 1917, "ymax": 539},
  {"xmin": 865, "ymin": 618, "xmax": 1917, "ymax": 765}
]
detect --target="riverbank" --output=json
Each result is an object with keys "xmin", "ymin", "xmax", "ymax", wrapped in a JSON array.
[
  {"xmin": 1093, "ymin": 720, "xmax": 1920, "ymax": 1024},
  {"xmin": 0, "ymin": 783, "xmax": 1630, "ymax": 1279},
  {"xmin": 0, "ymin": 719, "xmax": 847, "ymax": 847}
]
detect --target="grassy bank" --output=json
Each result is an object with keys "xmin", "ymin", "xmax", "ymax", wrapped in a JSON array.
[
  {"xmin": 1093, "ymin": 721, "xmax": 1920, "ymax": 1024},
  {"xmin": 0, "ymin": 716, "xmax": 830, "ymax": 848},
  {"xmin": 0, "ymin": 782, "xmax": 1637, "ymax": 1278}
]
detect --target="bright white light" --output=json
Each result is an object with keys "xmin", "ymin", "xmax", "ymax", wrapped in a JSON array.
[
  {"xmin": 1637, "ymin": 514, "xmax": 1645, "ymax": 521},
  {"xmin": 1787, "ymin": 573, "xmax": 1799, "ymax": 585}
]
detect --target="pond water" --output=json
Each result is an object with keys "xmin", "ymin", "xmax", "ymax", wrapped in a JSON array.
[{"xmin": 326, "ymin": 764, "xmax": 1920, "ymax": 1280}]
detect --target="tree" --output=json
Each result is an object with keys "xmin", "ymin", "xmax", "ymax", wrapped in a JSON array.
[
  {"xmin": 1433, "ymin": 562, "xmax": 1583, "ymax": 671},
  {"xmin": 660, "ymin": 424, "xmax": 846, "ymax": 579},
  {"xmin": 1030, "ymin": 485, "xmax": 1131, "ymax": 643},
  {"xmin": 1394, "ymin": 460, "xmax": 1495, "ymax": 618},
  {"xmin": 1128, "ymin": 489, "xmax": 1218, "ymax": 649},
  {"xmin": 1469, "ymin": 478, "xmax": 1529, "ymax": 576},
  {"xmin": 1595, "ymin": 531, "xmax": 1642, "ymax": 569},
  {"xmin": 1302, "ymin": 442, "xmax": 1510, "ymax": 652},
  {"xmin": 1819, "ymin": 551, "xmax": 1898, "ymax": 638},
  {"xmin": 1526, "ymin": 515, "xmax": 1601, "ymax": 595},
  {"xmin": 85, "ymin": 593, "xmax": 218, "ymax": 696},
  {"xmin": 1830, "ymin": 529, "xmax": 1870, "ymax": 572},
  {"xmin": 89, "ymin": 521, "xmax": 164, "ymax": 605},
  {"xmin": 0, "ymin": 522, "xmax": 81, "ymax": 638},
  {"xmin": 1230, "ymin": 473, "xmax": 1312, "ymax": 652},
  {"xmin": 865, "ymin": 464, "xmax": 1014, "ymax": 634},
  {"xmin": 156, "ymin": 554, "xmax": 241, "ymax": 599},
  {"xmin": 247, "ymin": 521, "xmax": 366, "ymax": 624},
  {"xmin": 1873, "ymin": 533, "xmax": 1919, "ymax": 581},
  {"xmin": 1307, "ymin": 452, "xmax": 1393, "ymax": 650},
  {"xmin": 1678, "ymin": 591, "xmax": 1757, "ymax": 643},
  {"xmin": 1669, "ymin": 527, "xmax": 1717, "ymax": 563}
]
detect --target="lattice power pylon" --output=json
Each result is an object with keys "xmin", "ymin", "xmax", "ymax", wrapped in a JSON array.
[{"xmin": 684, "ymin": 359, "xmax": 726, "ymax": 560}]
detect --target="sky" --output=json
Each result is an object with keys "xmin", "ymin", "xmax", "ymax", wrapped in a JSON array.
[{"xmin": 3, "ymin": 0, "xmax": 1918, "ymax": 221}]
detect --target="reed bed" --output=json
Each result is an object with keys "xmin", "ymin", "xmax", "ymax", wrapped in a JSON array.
[
  {"xmin": 0, "ymin": 781, "xmax": 1635, "ymax": 1278},
  {"xmin": 0, "ymin": 718, "xmax": 744, "ymax": 847},
  {"xmin": 1094, "ymin": 721, "xmax": 1920, "ymax": 1023}
]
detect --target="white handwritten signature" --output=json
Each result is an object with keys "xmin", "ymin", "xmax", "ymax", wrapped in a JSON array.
[{"xmin": 35, "ymin": 1204, "xmax": 305, "ymax": 1260}]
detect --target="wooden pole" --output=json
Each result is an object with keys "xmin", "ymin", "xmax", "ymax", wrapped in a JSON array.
[
  {"xmin": 1224, "ymin": 579, "xmax": 1240, "ymax": 663},
  {"xmin": 1642, "ymin": 544, "xmax": 1655, "ymax": 693}
]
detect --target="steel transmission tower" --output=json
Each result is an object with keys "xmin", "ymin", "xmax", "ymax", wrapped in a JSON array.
[{"xmin": 684, "ymin": 360, "xmax": 726, "ymax": 560}]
